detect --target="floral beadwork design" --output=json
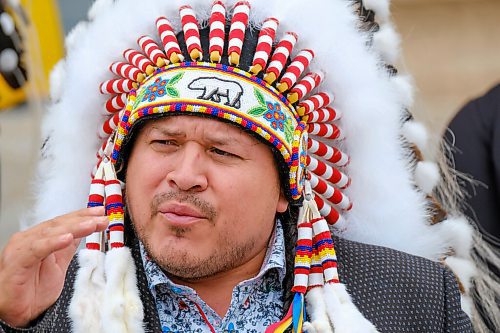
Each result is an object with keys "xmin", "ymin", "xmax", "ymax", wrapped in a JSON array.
[
  {"xmin": 249, "ymin": 88, "xmax": 294, "ymax": 142},
  {"xmin": 264, "ymin": 102, "xmax": 285, "ymax": 131},
  {"xmin": 144, "ymin": 77, "xmax": 168, "ymax": 102},
  {"xmin": 136, "ymin": 73, "xmax": 184, "ymax": 108}
]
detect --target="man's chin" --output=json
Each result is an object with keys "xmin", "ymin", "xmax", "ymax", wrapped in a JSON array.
[{"xmin": 148, "ymin": 248, "xmax": 216, "ymax": 280}]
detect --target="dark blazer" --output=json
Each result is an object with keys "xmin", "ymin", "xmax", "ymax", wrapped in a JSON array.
[
  {"xmin": 0, "ymin": 237, "xmax": 473, "ymax": 333},
  {"xmin": 446, "ymin": 83, "xmax": 500, "ymax": 245}
]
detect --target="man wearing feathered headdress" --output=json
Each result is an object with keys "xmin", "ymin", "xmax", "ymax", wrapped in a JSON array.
[{"xmin": 1, "ymin": 0, "xmax": 496, "ymax": 332}]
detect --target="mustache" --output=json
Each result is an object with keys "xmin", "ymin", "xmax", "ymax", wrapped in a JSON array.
[{"xmin": 150, "ymin": 191, "xmax": 217, "ymax": 221}]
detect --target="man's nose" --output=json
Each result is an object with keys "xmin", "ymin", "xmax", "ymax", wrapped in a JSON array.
[{"xmin": 165, "ymin": 143, "xmax": 208, "ymax": 192}]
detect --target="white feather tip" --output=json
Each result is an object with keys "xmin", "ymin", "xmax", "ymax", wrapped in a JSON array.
[
  {"xmin": 373, "ymin": 24, "xmax": 400, "ymax": 64},
  {"xmin": 69, "ymin": 249, "xmax": 106, "ymax": 333},
  {"xmin": 444, "ymin": 256, "xmax": 477, "ymax": 292},
  {"xmin": 415, "ymin": 161, "xmax": 440, "ymax": 194},
  {"xmin": 402, "ymin": 121, "xmax": 429, "ymax": 150},
  {"xmin": 49, "ymin": 59, "xmax": 66, "ymax": 102},
  {"xmin": 102, "ymin": 247, "xmax": 145, "ymax": 333},
  {"xmin": 362, "ymin": 0, "xmax": 391, "ymax": 22},
  {"xmin": 390, "ymin": 74, "xmax": 414, "ymax": 107},
  {"xmin": 323, "ymin": 283, "xmax": 380, "ymax": 332}
]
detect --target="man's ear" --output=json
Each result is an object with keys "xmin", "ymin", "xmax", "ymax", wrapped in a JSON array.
[{"xmin": 276, "ymin": 190, "xmax": 289, "ymax": 213}]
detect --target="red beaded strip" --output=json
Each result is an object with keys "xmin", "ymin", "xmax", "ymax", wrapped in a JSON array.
[
  {"xmin": 292, "ymin": 222, "xmax": 313, "ymax": 294},
  {"xmin": 311, "ymin": 217, "xmax": 339, "ymax": 283}
]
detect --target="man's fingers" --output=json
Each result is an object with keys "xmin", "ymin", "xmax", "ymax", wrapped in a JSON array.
[
  {"xmin": 29, "ymin": 206, "xmax": 106, "ymax": 235},
  {"xmin": 75, "ymin": 206, "xmax": 106, "ymax": 217},
  {"xmin": 15, "ymin": 233, "xmax": 75, "ymax": 269},
  {"xmin": 11, "ymin": 216, "xmax": 108, "ymax": 269}
]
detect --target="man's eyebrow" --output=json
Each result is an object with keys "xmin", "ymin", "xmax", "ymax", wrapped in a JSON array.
[
  {"xmin": 148, "ymin": 126, "xmax": 186, "ymax": 138},
  {"xmin": 204, "ymin": 134, "xmax": 237, "ymax": 146}
]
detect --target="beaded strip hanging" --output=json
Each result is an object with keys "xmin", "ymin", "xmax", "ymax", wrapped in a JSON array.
[{"xmin": 87, "ymin": 1, "xmax": 354, "ymax": 331}]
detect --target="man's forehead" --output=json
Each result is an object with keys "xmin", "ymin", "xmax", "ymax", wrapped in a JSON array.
[{"xmin": 141, "ymin": 115, "xmax": 262, "ymax": 146}]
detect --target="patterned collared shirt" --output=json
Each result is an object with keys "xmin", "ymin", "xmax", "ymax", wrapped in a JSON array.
[{"xmin": 140, "ymin": 220, "xmax": 286, "ymax": 333}]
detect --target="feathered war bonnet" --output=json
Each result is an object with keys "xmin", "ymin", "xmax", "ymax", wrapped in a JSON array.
[{"xmin": 34, "ymin": 0, "xmax": 480, "ymax": 331}]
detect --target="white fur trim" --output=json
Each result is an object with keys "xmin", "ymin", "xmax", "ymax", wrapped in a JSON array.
[
  {"xmin": 48, "ymin": 59, "xmax": 66, "ymax": 102},
  {"xmin": 390, "ymin": 74, "xmax": 414, "ymax": 108},
  {"xmin": 323, "ymin": 283, "xmax": 380, "ymax": 332},
  {"xmin": 372, "ymin": 23, "xmax": 400, "ymax": 64},
  {"xmin": 102, "ymin": 247, "xmax": 144, "ymax": 333},
  {"xmin": 461, "ymin": 295, "xmax": 474, "ymax": 319},
  {"xmin": 69, "ymin": 250, "xmax": 106, "ymax": 333},
  {"xmin": 444, "ymin": 256, "xmax": 477, "ymax": 292},
  {"xmin": 402, "ymin": 120, "xmax": 429, "ymax": 149},
  {"xmin": 305, "ymin": 287, "xmax": 333, "ymax": 333},
  {"xmin": 414, "ymin": 161, "xmax": 440, "ymax": 194},
  {"xmin": 302, "ymin": 322, "xmax": 318, "ymax": 333},
  {"xmin": 362, "ymin": 0, "xmax": 390, "ymax": 22},
  {"xmin": 88, "ymin": 0, "xmax": 116, "ymax": 21},
  {"xmin": 435, "ymin": 217, "xmax": 474, "ymax": 259},
  {"xmin": 65, "ymin": 21, "xmax": 89, "ymax": 52}
]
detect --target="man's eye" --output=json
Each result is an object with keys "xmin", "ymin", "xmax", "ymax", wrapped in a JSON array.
[
  {"xmin": 150, "ymin": 140, "xmax": 179, "ymax": 151},
  {"xmin": 209, "ymin": 147, "xmax": 235, "ymax": 157},
  {"xmin": 152, "ymin": 140, "xmax": 176, "ymax": 145}
]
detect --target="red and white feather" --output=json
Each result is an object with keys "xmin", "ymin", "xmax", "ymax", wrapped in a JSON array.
[
  {"xmin": 308, "ymin": 138, "xmax": 349, "ymax": 167},
  {"xmin": 228, "ymin": 1, "xmax": 250, "ymax": 66},
  {"xmin": 137, "ymin": 35, "xmax": 167, "ymax": 68},
  {"xmin": 278, "ymin": 49, "xmax": 314, "ymax": 92},
  {"xmin": 109, "ymin": 62, "xmax": 143, "ymax": 82},
  {"xmin": 156, "ymin": 17, "xmax": 184, "ymax": 63},
  {"xmin": 209, "ymin": 1, "xmax": 226, "ymax": 62},
  {"xmin": 180, "ymin": 5, "xmax": 203, "ymax": 61},
  {"xmin": 99, "ymin": 78, "xmax": 135, "ymax": 95},
  {"xmin": 297, "ymin": 92, "xmax": 333, "ymax": 116},
  {"xmin": 104, "ymin": 93, "xmax": 128, "ymax": 114},
  {"xmin": 250, "ymin": 18, "xmax": 279, "ymax": 75},
  {"xmin": 288, "ymin": 71, "xmax": 324, "ymax": 104},
  {"xmin": 307, "ymin": 107, "xmax": 341, "ymax": 123},
  {"xmin": 123, "ymin": 49, "xmax": 154, "ymax": 75},
  {"xmin": 264, "ymin": 32, "xmax": 298, "ymax": 84}
]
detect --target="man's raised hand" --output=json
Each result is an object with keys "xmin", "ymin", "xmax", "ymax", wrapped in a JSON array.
[{"xmin": 0, "ymin": 207, "xmax": 108, "ymax": 327}]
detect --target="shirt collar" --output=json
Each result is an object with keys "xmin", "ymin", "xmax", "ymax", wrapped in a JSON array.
[{"xmin": 140, "ymin": 219, "xmax": 287, "ymax": 295}]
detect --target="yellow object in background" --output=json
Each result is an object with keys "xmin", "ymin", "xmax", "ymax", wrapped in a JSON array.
[{"xmin": 0, "ymin": 0, "xmax": 64, "ymax": 109}]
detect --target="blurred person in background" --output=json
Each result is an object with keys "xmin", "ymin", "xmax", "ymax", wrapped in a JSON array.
[{"xmin": 446, "ymin": 83, "xmax": 500, "ymax": 247}]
